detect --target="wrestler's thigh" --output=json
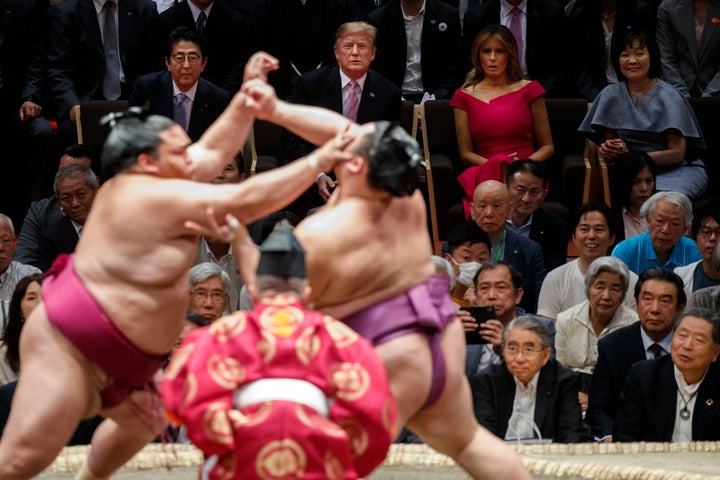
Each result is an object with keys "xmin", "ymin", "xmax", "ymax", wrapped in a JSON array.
[
  {"xmin": 375, "ymin": 332, "xmax": 433, "ymax": 429},
  {"xmin": 405, "ymin": 319, "xmax": 479, "ymax": 454},
  {"xmin": 0, "ymin": 305, "xmax": 99, "ymax": 473}
]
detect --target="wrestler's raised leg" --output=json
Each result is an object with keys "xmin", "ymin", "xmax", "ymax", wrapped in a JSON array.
[
  {"xmin": 78, "ymin": 384, "xmax": 167, "ymax": 480},
  {"xmin": 379, "ymin": 319, "xmax": 531, "ymax": 479},
  {"xmin": 0, "ymin": 305, "xmax": 100, "ymax": 479},
  {"xmin": 77, "ymin": 388, "xmax": 166, "ymax": 480}
]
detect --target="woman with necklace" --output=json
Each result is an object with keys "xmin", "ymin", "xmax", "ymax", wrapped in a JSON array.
[
  {"xmin": 579, "ymin": 29, "xmax": 707, "ymax": 200},
  {"xmin": 451, "ymin": 25, "xmax": 554, "ymax": 217},
  {"xmin": 569, "ymin": 0, "xmax": 655, "ymax": 101},
  {"xmin": 613, "ymin": 308, "xmax": 720, "ymax": 442}
]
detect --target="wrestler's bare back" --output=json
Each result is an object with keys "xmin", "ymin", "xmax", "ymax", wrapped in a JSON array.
[{"xmin": 296, "ymin": 190, "xmax": 435, "ymax": 319}]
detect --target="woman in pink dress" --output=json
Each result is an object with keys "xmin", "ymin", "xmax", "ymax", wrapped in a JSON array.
[{"xmin": 452, "ymin": 25, "xmax": 554, "ymax": 216}]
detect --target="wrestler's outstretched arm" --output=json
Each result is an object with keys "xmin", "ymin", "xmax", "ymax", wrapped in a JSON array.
[
  {"xmin": 242, "ymin": 79, "xmax": 358, "ymax": 149},
  {"xmin": 188, "ymin": 52, "xmax": 279, "ymax": 182}
]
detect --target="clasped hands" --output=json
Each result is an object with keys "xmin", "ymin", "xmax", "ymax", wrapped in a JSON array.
[{"xmin": 599, "ymin": 138, "xmax": 628, "ymax": 160}]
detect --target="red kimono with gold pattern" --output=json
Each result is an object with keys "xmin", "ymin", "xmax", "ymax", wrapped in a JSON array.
[{"xmin": 162, "ymin": 297, "xmax": 396, "ymax": 480}]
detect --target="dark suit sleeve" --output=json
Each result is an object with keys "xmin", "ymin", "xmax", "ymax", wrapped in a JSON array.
[
  {"xmin": 553, "ymin": 369, "xmax": 590, "ymax": 443},
  {"xmin": 586, "ymin": 338, "xmax": 618, "ymax": 439},
  {"xmin": 127, "ymin": 76, "xmax": 148, "ymax": 108},
  {"xmin": 612, "ymin": 363, "xmax": 645, "ymax": 442},
  {"xmin": 14, "ymin": 204, "xmax": 45, "ymax": 269},
  {"xmin": 47, "ymin": 8, "xmax": 80, "ymax": 118},
  {"xmin": 526, "ymin": 241, "xmax": 546, "ymax": 314},
  {"xmin": 282, "ymin": 75, "xmax": 318, "ymax": 160},
  {"xmin": 469, "ymin": 367, "xmax": 501, "ymax": 437},
  {"xmin": 20, "ymin": 0, "xmax": 51, "ymax": 104},
  {"xmin": 541, "ymin": 211, "xmax": 568, "ymax": 273}
]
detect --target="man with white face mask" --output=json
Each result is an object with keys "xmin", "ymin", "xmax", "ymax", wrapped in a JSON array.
[{"xmin": 444, "ymin": 225, "xmax": 491, "ymax": 306}]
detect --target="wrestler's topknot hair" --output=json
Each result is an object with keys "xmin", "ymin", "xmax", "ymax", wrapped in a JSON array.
[
  {"xmin": 356, "ymin": 121, "xmax": 421, "ymax": 197},
  {"xmin": 101, "ymin": 113, "xmax": 175, "ymax": 180}
]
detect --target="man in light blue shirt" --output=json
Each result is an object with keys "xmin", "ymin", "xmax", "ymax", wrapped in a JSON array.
[{"xmin": 612, "ymin": 192, "xmax": 701, "ymax": 276}]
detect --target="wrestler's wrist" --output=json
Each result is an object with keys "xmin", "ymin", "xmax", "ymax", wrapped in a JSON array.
[{"xmin": 307, "ymin": 154, "xmax": 320, "ymax": 173}]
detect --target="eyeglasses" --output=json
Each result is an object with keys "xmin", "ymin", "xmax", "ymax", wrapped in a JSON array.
[
  {"xmin": 503, "ymin": 345, "xmax": 544, "ymax": 358},
  {"xmin": 698, "ymin": 226, "xmax": 720, "ymax": 238},
  {"xmin": 170, "ymin": 53, "xmax": 202, "ymax": 65},
  {"xmin": 191, "ymin": 289, "xmax": 226, "ymax": 303}
]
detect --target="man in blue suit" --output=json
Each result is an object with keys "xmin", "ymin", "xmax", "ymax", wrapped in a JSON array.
[
  {"xmin": 586, "ymin": 267, "xmax": 686, "ymax": 441},
  {"xmin": 466, "ymin": 180, "xmax": 546, "ymax": 313},
  {"xmin": 129, "ymin": 27, "xmax": 230, "ymax": 143}
]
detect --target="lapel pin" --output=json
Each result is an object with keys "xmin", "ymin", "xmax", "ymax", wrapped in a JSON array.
[
  {"xmin": 370, "ymin": 92, "xmax": 375, "ymax": 98},
  {"xmin": 707, "ymin": 399, "xmax": 714, "ymax": 406},
  {"xmin": 439, "ymin": 22, "xmax": 447, "ymax": 31},
  {"xmin": 430, "ymin": 19, "xmax": 436, "ymax": 25}
]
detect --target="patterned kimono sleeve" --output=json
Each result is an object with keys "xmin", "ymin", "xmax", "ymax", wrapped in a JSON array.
[{"xmin": 162, "ymin": 313, "xmax": 252, "ymax": 456}]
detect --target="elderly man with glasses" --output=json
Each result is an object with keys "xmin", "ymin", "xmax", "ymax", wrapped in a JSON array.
[{"xmin": 469, "ymin": 315, "xmax": 590, "ymax": 443}]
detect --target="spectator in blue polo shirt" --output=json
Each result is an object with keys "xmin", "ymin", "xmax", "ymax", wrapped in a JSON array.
[{"xmin": 612, "ymin": 191, "xmax": 701, "ymax": 276}]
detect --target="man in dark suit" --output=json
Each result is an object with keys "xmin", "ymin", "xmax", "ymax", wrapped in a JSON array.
[
  {"xmin": 159, "ymin": 0, "xmax": 248, "ymax": 94},
  {"xmin": 0, "ymin": 0, "xmax": 61, "ymax": 227},
  {"xmin": 283, "ymin": 21, "xmax": 402, "ymax": 216},
  {"xmin": 657, "ymin": 0, "xmax": 720, "ymax": 98},
  {"xmin": 466, "ymin": 180, "xmax": 546, "ymax": 313},
  {"xmin": 368, "ymin": 0, "xmax": 462, "ymax": 101},
  {"xmin": 129, "ymin": 27, "xmax": 231, "ymax": 143},
  {"xmin": 613, "ymin": 307, "xmax": 720, "ymax": 442},
  {"xmin": 586, "ymin": 267, "xmax": 686, "ymax": 441},
  {"xmin": 463, "ymin": 0, "xmax": 571, "ymax": 98},
  {"xmin": 470, "ymin": 315, "xmax": 589, "ymax": 443},
  {"xmin": 47, "ymin": 0, "xmax": 163, "ymax": 142},
  {"xmin": 15, "ymin": 150, "xmax": 99, "ymax": 272},
  {"xmin": 505, "ymin": 160, "xmax": 567, "ymax": 273}
]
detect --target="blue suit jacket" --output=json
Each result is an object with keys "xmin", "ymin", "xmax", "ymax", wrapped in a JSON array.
[
  {"xmin": 614, "ymin": 355, "xmax": 720, "ymax": 441},
  {"xmin": 14, "ymin": 197, "xmax": 79, "ymax": 272},
  {"xmin": 283, "ymin": 65, "xmax": 402, "ymax": 159},
  {"xmin": 471, "ymin": 358, "xmax": 590, "ymax": 443},
  {"xmin": 129, "ymin": 70, "xmax": 231, "ymax": 142},
  {"xmin": 586, "ymin": 321, "xmax": 647, "ymax": 438}
]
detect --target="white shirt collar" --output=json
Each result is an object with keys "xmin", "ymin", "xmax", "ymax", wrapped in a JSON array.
[
  {"xmin": 173, "ymin": 79, "xmax": 199, "ymax": 102},
  {"xmin": 513, "ymin": 369, "xmax": 540, "ymax": 391},
  {"xmin": 401, "ymin": 0, "xmax": 425, "ymax": 19},
  {"xmin": 187, "ymin": 0, "xmax": 213, "ymax": 23},
  {"xmin": 339, "ymin": 69, "xmax": 367, "ymax": 91},
  {"xmin": 93, "ymin": 0, "xmax": 115, "ymax": 14},
  {"xmin": 501, "ymin": 0, "xmax": 527, "ymax": 17}
]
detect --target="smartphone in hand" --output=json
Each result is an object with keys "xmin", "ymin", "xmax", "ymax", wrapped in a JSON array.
[{"xmin": 461, "ymin": 305, "xmax": 495, "ymax": 345}]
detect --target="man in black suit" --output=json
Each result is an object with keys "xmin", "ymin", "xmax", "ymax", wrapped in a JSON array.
[
  {"xmin": 283, "ymin": 21, "xmax": 402, "ymax": 216},
  {"xmin": 129, "ymin": 27, "xmax": 231, "ymax": 143},
  {"xmin": 47, "ymin": 0, "xmax": 163, "ymax": 142},
  {"xmin": 613, "ymin": 308, "xmax": 720, "ymax": 442},
  {"xmin": 470, "ymin": 315, "xmax": 589, "ymax": 443},
  {"xmin": 586, "ymin": 267, "xmax": 686, "ymax": 441},
  {"xmin": 505, "ymin": 160, "xmax": 567, "ymax": 273},
  {"xmin": 15, "ymin": 148, "xmax": 99, "ymax": 272},
  {"xmin": 159, "ymin": 0, "xmax": 248, "ymax": 94},
  {"xmin": 463, "ymin": 0, "xmax": 571, "ymax": 98},
  {"xmin": 368, "ymin": 0, "xmax": 462, "ymax": 101},
  {"xmin": 0, "ymin": 0, "xmax": 61, "ymax": 227}
]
